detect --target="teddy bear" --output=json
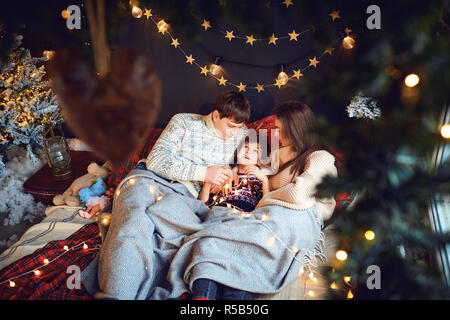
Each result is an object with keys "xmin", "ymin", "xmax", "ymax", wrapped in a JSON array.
[{"xmin": 52, "ymin": 161, "xmax": 112, "ymax": 207}]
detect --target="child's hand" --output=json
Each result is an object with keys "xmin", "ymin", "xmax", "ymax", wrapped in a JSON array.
[{"xmin": 244, "ymin": 165, "xmax": 268, "ymax": 183}]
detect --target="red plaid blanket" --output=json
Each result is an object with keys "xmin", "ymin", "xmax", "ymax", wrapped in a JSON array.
[{"xmin": 0, "ymin": 223, "xmax": 100, "ymax": 300}]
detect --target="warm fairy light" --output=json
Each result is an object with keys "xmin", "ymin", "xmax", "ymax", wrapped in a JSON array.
[
  {"xmin": 267, "ymin": 236, "xmax": 276, "ymax": 245},
  {"xmin": 342, "ymin": 36, "xmax": 355, "ymax": 49},
  {"xmin": 43, "ymin": 258, "xmax": 49, "ymax": 264},
  {"xmin": 336, "ymin": 250, "xmax": 348, "ymax": 261},
  {"xmin": 102, "ymin": 218, "xmax": 110, "ymax": 225},
  {"xmin": 308, "ymin": 272, "xmax": 314, "ymax": 279},
  {"xmin": 311, "ymin": 277, "xmax": 318, "ymax": 283},
  {"xmin": 226, "ymin": 203, "xmax": 231, "ymax": 208},
  {"xmin": 347, "ymin": 290, "xmax": 354, "ymax": 300},
  {"xmin": 43, "ymin": 50, "xmax": 55, "ymax": 60},
  {"xmin": 364, "ymin": 230, "xmax": 376, "ymax": 241},
  {"xmin": 232, "ymin": 208, "xmax": 238, "ymax": 213},
  {"xmin": 9, "ymin": 280, "xmax": 16, "ymax": 287},
  {"xmin": 404, "ymin": 73, "xmax": 420, "ymax": 87},
  {"xmin": 83, "ymin": 243, "xmax": 88, "ymax": 249},
  {"xmin": 330, "ymin": 282, "xmax": 337, "ymax": 289},
  {"xmin": 307, "ymin": 290, "xmax": 315, "ymax": 297},
  {"xmin": 344, "ymin": 276, "xmax": 351, "ymax": 284},
  {"xmin": 299, "ymin": 266, "xmax": 305, "ymax": 275},
  {"xmin": 149, "ymin": 185, "xmax": 156, "ymax": 194},
  {"xmin": 259, "ymin": 213, "xmax": 270, "ymax": 222},
  {"xmin": 61, "ymin": 9, "xmax": 71, "ymax": 19},
  {"xmin": 157, "ymin": 20, "xmax": 168, "ymax": 34},
  {"xmin": 131, "ymin": 6, "xmax": 143, "ymax": 18},
  {"xmin": 157, "ymin": 195, "xmax": 164, "ymax": 201},
  {"xmin": 63, "ymin": 245, "xmax": 69, "ymax": 251},
  {"xmin": 34, "ymin": 270, "xmax": 41, "ymax": 276},
  {"xmin": 276, "ymin": 71, "xmax": 289, "ymax": 86},
  {"xmin": 219, "ymin": 197, "xmax": 224, "ymax": 203},
  {"xmin": 213, "ymin": 195, "xmax": 218, "ymax": 201},
  {"xmin": 242, "ymin": 178, "xmax": 247, "ymax": 185},
  {"xmin": 290, "ymin": 246, "xmax": 298, "ymax": 254},
  {"xmin": 441, "ymin": 124, "xmax": 450, "ymax": 139},
  {"xmin": 128, "ymin": 178, "xmax": 135, "ymax": 185}
]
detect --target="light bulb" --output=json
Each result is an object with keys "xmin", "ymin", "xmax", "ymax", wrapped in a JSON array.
[
  {"xmin": 336, "ymin": 250, "xmax": 348, "ymax": 261},
  {"xmin": 61, "ymin": 9, "xmax": 71, "ymax": 19},
  {"xmin": 209, "ymin": 64, "xmax": 222, "ymax": 76},
  {"xmin": 232, "ymin": 208, "xmax": 238, "ymax": 213},
  {"xmin": 404, "ymin": 73, "xmax": 420, "ymax": 87},
  {"xmin": 342, "ymin": 36, "xmax": 355, "ymax": 49},
  {"xmin": 307, "ymin": 290, "xmax": 315, "ymax": 297},
  {"xmin": 128, "ymin": 178, "xmax": 135, "ymax": 185},
  {"xmin": 157, "ymin": 20, "xmax": 168, "ymax": 34},
  {"xmin": 364, "ymin": 230, "xmax": 376, "ymax": 241},
  {"xmin": 43, "ymin": 50, "xmax": 55, "ymax": 60},
  {"xmin": 330, "ymin": 282, "xmax": 337, "ymax": 289},
  {"xmin": 259, "ymin": 213, "xmax": 270, "ymax": 222},
  {"xmin": 311, "ymin": 277, "xmax": 318, "ymax": 283},
  {"xmin": 34, "ymin": 270, "xmax": 41, "ymax": 276},
  {"xmin": 441, "ymin": 124, "xmax": 450, "ymax": 139},
  {"xmin": 63, "ymin": 245, "xmax": 69, "ymax": 251},
  {"xmin": 83, "ymin": 243, "xmax": 88, "ymax": 249},
  {"xmin": 157, "ymin": 195, "xmax": 164, "ymax": 202},
  {"xmin": 277, "ymin": 71, "xmax": 289, "ymax": 85},
  {"xmin": 43, "ymin": 258, "xmax": 49, "ymax": 264},
  {"xmin": 131, "ymin": 6, "xmax": 143, "ymax": 18},
  {"xmin": 267, "ymin": 236, "xmax": 276, "ymax": 245},
  {"xmin": 9, "ymin": 280, "xmax": 16, "ymax": 287},
  {"xmin": 290, "ymin": 246, "xmax": 298, "ymax": 254},
  {"xmin": 347, "ymin": 290, "xmax": 354, "ymax": 299},
  {"xmin": 308, "ymin": 272, "xmax": 314, "ymax": 279},
  {"xmin": 344, "ymin": 276, "xmax": 351, "ymax": 284},
  {"xmin": 102, "ymin": 218, "xmax": 110, "ymax": 225}
]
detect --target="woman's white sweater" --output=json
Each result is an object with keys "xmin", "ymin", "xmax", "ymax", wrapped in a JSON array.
[{"xmin": 256, "ymin": 146, "xmax": 338, "ymax": 221}]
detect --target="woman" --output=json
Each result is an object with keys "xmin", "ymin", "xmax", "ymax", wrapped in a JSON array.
[{"xmin": 167, "ymin": 100, "xmax": 338, "ymax": 300}]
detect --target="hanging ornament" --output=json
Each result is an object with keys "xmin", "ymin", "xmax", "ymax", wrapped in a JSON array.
[
  {"xmin": 131, "ymin": 6, "xmax": 143, "ymax": 19},
  {"xmin": 209, "ymin": 57, "xmax": 223, "ymax": 76},
  {"xmin": 276, "ymin": 65, "xmax": 289, "ymax": 86}
]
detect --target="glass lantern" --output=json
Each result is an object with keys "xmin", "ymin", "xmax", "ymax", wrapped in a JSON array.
[{"xmin": 43, "ymin": 125, "xmax": 72, "ymax": 180}]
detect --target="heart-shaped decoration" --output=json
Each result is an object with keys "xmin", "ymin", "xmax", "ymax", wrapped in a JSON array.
[{"xmin": 48, "ymin": 49, "xmax": 161, "ymax": 166}]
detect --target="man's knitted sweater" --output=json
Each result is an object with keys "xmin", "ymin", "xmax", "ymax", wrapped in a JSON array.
[{"xmin": 146, "ymin": 113, "xmax": 248, "ymax": 197}]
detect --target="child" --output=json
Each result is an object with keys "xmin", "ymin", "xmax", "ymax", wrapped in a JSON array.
[
  {"xmin": 198, "ymin": 136, "xmax": 270, "ymax": 212},
  {"xmin": 193, "ymin": 136, "xmax": 269, "ymax": 300}
]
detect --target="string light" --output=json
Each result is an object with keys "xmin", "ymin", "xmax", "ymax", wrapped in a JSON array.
[
  {"xmin": 342, "ymin": 27, "xmax": 355, "ymax": 49},
  {"xmin": 43, "ymin": 50, "xmax": 55, "ymax": 60},
  {"xmin": 440, "ymin": 124, "xmax": 450, "ymax": 139},
  {"xmin": 157, "ymin": 20, "xmax": 169, "ymax": 34},
  {"xmin": 9, "ymin": 280, "xmax": 15, "ymax": 287},
  {"xmin": 267, "ymin": 235, "xmax": 276, "ymax": 245},
  {"xmin": 307, "ymin": 290, "xmax": 315, "ymax": 297},
  {"xmin": 335, "ymin": 250, "xmax": 348, "ymax": 261},
  {"xmin": 308, "ymin": 272, "xmax": 314, "ymax": 279},
  {"xmin": 131, "ymin": 6, "xmax": 143, "ymax": 19},
  {"xmin": 63, "ymin": 245, "xmax": 69, "ymax": 251},
  {"xmin": 364, "ymin": 230, "xmax": 376, "ymax": 241},
  {"xmin": 344, "ymin": 275, "xmax": 351, "ymax": 285},
  {"xmin": 404, "ymin": 73, "xmax": 420, "ymax": 87},
  {"xmin": 43, "ymin": 258, "xmax": 49, "ymax": 264},
  {"xmin": 311, "ymin": 276, "xmax": 318, "ymax": 283},
  {"xmin": 83, "ymin": 243, "xmax": 88, "ymax": 250},
  {"xmin": 347, "ymin": 290, "xmax": 354, "ymax": 300},
  {"xmin": 128, "ymin": 178, "xmax": 136, "ymax": 185},
  {"xmin": 330, "ymin": 282, "xmax": 337, "ymax": 289},
  {"xmin": 209, "ymin": 56, "xmax": 223, "ymax": 76},
  {"xmin": 276, "ymin": 65, "xmax": 289, "ymax": 86},
  {"xmin": 157, "ymin": 195, "xmax": 164, "ymax": 202},
  {"xmin": 61, "ymin": 9, "xmax": 71, "ymax": 20},
  {"xmin": 33, "ymin": 270, "xmax": 40, "ymax": 276}
]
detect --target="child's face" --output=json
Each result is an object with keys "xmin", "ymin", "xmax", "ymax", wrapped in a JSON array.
[{"xmin": 237, "ymin": 142, "xmax": 259, "ymax": 165}]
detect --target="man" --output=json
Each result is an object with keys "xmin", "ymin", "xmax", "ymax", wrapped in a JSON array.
[{"xmin": 94, "ymin": 91, "xmax": 250, "ymax": 299}]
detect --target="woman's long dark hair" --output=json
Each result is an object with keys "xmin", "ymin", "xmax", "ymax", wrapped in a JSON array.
[{"xmin": 273, "ymin": 101, "xmax": 331, "ymax": 178}]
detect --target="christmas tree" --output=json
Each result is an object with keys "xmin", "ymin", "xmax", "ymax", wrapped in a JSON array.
[{"xmin": 0, "ymin": 35, "xmax": 62, "ymax": 177}]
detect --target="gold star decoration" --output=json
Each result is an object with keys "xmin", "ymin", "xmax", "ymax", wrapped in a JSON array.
[
  {"xmin": 345, "ymin": 27, "xmax": 352, "ymax": 35},
  {"xmin": 143, "ymin": 8, "xmax": 152, "ymax": 19},
  {"xmin": 324, "ymin": 46, "xmax": 335, "ymax": 55},
  {"xmin": 171, "ymin": 38, "xmax": 180, "ymax": 48},
  {"xmin": 275, "ymin": 79, "xmax": 284, "ymax": 88},
  {"xmin": 237, "ymin": 82, "xmax": 246, "ymax": 92},
  {"xmin": 329, "ymin": 10, "xmax": 341, "ymax": 21},
  {"xmin": 185, "ymin": 54, "xmax": 195, "ymax": 64},
  {"xmin": 256, "ymin": 83, "xmax": 265, "ymax": 92},
  {"xmin": 201, "ymin": 19, "xmax": 211, "ymax": 31},
  {"xmin": 283, "ymin": 0, "xmax": 294, "ymax": 8},
  {"xmin": 218, "ymin": 76, "xmax": 227, "ymax": 86},
  {"xmin": 246, "ymin": 35, "xmax": 256, "ymax": 45},
  {"xmin": 225, "ymin": 30, "xmax": 235, "ymax": 41},
  {"xmin": 288, "ymin": 29, "xmax": 300, "ymax": 41},
  {"xmin": 292, "ymin": 69, "xmax": 303, "ymax": 79},
  {"xmin": 268, "ymin": 34, "xmax": 278, "ymax": 45},
  {"xmin": 308, "ymin": 56, "xmax": 319, "ymax": 68},
  {"xmin": 200, "ymin": 65, "xmax": 209, "ymax": 76}
]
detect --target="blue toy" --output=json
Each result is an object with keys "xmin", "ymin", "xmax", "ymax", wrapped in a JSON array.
[{"xmin": 79, "ymin": 177, "xmax": 106, "ymax": 203}]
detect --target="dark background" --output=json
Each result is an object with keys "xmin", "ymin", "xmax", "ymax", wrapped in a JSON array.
[{"xmin": 0, "ymin": 0, "xmax": 356, "ymax": 130}]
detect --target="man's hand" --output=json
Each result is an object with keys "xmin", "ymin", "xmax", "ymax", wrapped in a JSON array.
[{"xmin": 205, "ymin": 165, "xmax": 232, "ymax": 186}]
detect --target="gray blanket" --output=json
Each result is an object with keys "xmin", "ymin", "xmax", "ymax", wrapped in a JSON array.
[{"xmin": 85, "ymin": 168, "xmax": 326, "ymax": 299}]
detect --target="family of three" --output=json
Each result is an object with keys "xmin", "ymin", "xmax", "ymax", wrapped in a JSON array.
[{"xmin": 91, "ymin": 91, "xmax": 338, "ymax": 300}]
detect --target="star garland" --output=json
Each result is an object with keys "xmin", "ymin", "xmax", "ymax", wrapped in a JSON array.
[{"xmin": 132, "ymin": 5, "xmax": 350, "ymax": 93}]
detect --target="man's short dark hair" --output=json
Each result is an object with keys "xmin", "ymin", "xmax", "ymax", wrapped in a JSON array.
[{"xmin": 214, "ymin": 91, "xmax": 251, "ymax": 124}]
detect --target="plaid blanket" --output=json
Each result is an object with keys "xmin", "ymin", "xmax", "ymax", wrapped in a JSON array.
[{"xmin": 0, "ymin": 223, "xmax": 100, "ymax": 300}]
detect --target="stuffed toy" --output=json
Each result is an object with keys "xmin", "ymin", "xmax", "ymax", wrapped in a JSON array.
[
  {"xmin": 79, "ymin": 177, "xmax": 106, "ymax": 203},
  {"xmin": 52, "ymin": 161, "xmax": 112, "ymax": 207}
]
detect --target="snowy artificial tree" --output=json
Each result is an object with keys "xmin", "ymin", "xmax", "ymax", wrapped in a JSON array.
[{"xmin": 0, "ymin": 35, "xmax": 62, "ymax": 177}]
